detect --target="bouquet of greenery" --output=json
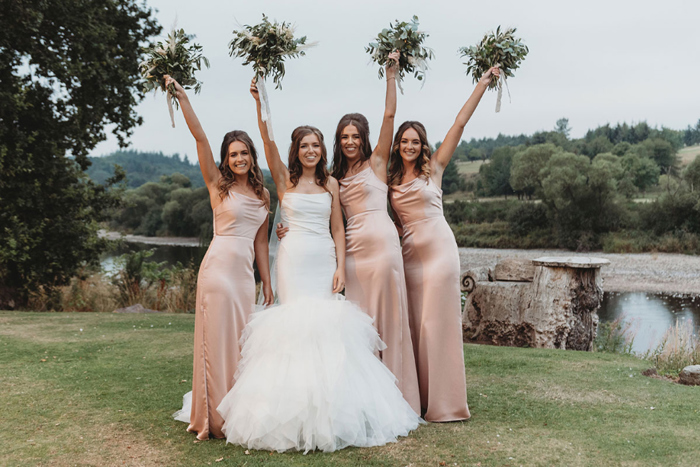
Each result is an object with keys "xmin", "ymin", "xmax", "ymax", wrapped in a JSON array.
[
  {"xmin": 459, "ymin": 26, "xmax": 528, "ymax": 112},
  {"xmin": 140, "ymin": 27, "xmax": 210, "ymax": 127},
  {"xmin": 229, "ymin": 15, "xmax": 315, "ymax": 140},
  {"xmin": 366, "ymin": 15, "xmax": 434, "ymax": 94}
]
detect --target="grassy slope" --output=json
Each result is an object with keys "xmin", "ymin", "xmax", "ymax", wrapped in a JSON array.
[
  {"xmin": 679, "ymin": 145, "xmax": 700, "ymax": 166},
  {"xmin": 1, "ymin": 312, "xmax": 698, "ymax": 467},
  {"xmin": 456, "ymin": 160, "xmax": 486, "ymax": 175}
]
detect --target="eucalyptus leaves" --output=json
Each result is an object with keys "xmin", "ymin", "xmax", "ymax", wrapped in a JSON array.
[
  {"xmin": 229, "ymin": 14, "xmax": 314, "ymax": 89},
  {"xmin": 366, "ymin": 15, "xmax": 435, "ymax": 93},
  {"xmin": 140, "ymin": 27, "xmax": 210, "ymax": 127},
  {"xmin": 459, "ymin": 26, "xmax": 528, "ymax": 112},
  {"xmin": 229, "ymin": 15, "xmax": 315, "ymax": 140}
]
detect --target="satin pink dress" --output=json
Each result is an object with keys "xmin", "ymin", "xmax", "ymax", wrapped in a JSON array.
[
  {"xmin": 339, "ymin": 166, "xmax": 421, "ymax": 414},
  {"xmin": 188, "ymin": 192, "xmax": 268, "ymax": 439},
  {"xmin": 390, "ymin": 176, "xmax": 470, "ymax": 422}
]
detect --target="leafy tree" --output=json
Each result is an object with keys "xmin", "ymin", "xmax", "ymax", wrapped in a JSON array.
[
  {"xmin": 638, "ymin": 138, "xmax": 678, "ymax": 174},
  {"xmin": 0, "ymin": 0, "xmax": 160, "ymax": 307},
  {"xmin": 540, "ymin": 152, "xmax": 624, "ymax": 249},
  {"xmin": 468, "ymin": 147, "xmax": 485, "ymax": 162},
  {"xmin": 441, "ymin": 158, "xmax": 466, "ymax": 195},
  {"xmin": 620, "ymin": 153, "xmax": 660, "ymax": 194},
  {"xmin": 629, "ymin": 122, "xmax": 651, "ymax": 143},
  {"xmin": 110, "ymin": 174, "xmax": 212, "ymax": 238},
  {"xmin": 640, "ymin": 188, "xmax": 700, "ymax": 236},
  {"xmin": 477, "ymin": 147, "xmax": 516, "ymax": 197},
  {"xmin": 510, "ymin": 143, "xmax": 558, "ymax": 198},
  {"xmin": 582, "ymin": 136, "xmax": 614, "ymax": 158},
  {"xmin": 684, "ymin": 119, "xmax": 700, "ymax": 147},
  {"xmin": 612, "ymin": 141, "xmax": 632, "ymax": 156},
  {"xmin": 554, "ymin": 118, "xmax": 571, "ymax": 138},
  {"xmin": 530, "ymin": 130, "xmax": 570, "ymax": 150}
]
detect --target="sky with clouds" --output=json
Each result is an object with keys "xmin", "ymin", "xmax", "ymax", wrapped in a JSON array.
[{"xmin": 91, "ymin": 0, "xmax": 700, "ymax": 168}]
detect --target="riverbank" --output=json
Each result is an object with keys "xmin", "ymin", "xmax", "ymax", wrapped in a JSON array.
[
  {"xmin": 100, "ymin": 230, "xmax": 700, "ymax": 295},
  {"xmin": 459, "ymin": 248, "xmax": 700, "ymax": 295},
  {"xmin": 2, "ymin": 311, "xmax": 698, "ymax": 466},
  {"xmin": 99, "ymin": 230, "xmax": 199, "ymax": 247}
]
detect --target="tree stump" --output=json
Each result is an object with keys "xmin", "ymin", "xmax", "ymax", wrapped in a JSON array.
[{"xmin": 463, "ymin": 256, "xmax": 609, "ymax": 350}]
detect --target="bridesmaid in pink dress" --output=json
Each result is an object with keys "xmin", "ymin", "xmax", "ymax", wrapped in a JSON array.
[
  {"xmin": 276, "ymin": 53, "xmax": 420, "ymax": 413},
  {"xmin": 388, "ymin": 66, "xmax": 500, "ymax": 422},
  {"xmin": 166, "ymin": 76, "xmax": 273, "ymax": 440}
]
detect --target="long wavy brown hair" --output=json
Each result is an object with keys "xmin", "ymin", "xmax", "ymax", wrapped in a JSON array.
[
  {"xmin": 388, "ymin": 121, "xmax": 432, "ymax": 186},
  {"xmin": 288, "ymin": 126, "xmax": 330, "ymax": 191},
  {"xmin": 217, "ymin": 130, "xmax": 269, "ymax": 208},
  {"xmin": 331, "ymin": 113, "xmax": 373, "ymax": 180}
]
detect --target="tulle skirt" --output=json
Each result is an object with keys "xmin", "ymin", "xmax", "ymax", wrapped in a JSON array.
[{"xmin": 215, "ymin": 296, "xmax": 423, "ymax": 453}]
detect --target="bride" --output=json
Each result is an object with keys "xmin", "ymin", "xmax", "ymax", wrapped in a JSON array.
[{"xmin": 215, "ymin": 80, "xmax": 422, "ymax": 453}]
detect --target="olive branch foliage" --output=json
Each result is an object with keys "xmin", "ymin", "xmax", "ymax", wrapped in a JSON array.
[
  {"xmin": 366, "ymin": 15, "xmax": 434, "ymax": 86},
  {"xmin": 229, "ymin": 14, "xmax": 312, "ymax": 89},
  {"xmin": 140, "ymin": 28, "xmax": 209, "ymax": 110},
  {"xmin": 459, "ymin": 26, "xmax": 528, "ymax": 90}
]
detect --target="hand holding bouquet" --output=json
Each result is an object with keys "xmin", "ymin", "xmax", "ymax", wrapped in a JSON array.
[
  {"xmin": 366, "ymin": 15, "xmax": 434, "ymax": 94},
  {"xmin": 140, "ymin": 27, "xmax": 209, "ymax": 127},
  {"xmin": 459, "ymin": 26, "xmax": 528, "ymax": 112},
  {"xmin": 229, "ymin": 15, "xmax": 315, "ymax": 140}
]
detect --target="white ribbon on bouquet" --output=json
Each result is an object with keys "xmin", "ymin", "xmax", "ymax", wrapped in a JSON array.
[
  {"xmin": 166, "ymin": 89, "xmax": 176, "ymax": 128},
  {"xmin": 494, "ymin": 64, "xmax": 511, "ymax": 113},
  {"xmin": 256, "ymin": 72, "xmax": 275, "ymax": 141}
]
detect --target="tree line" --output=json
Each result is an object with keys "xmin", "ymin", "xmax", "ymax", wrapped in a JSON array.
[
  {"xmin": 88, "ymin": 151, "xmax": 205, "ymax": 188},
  {"xmin": 444, "ymin": 118, "xmax": 700, "ymax": 251}
]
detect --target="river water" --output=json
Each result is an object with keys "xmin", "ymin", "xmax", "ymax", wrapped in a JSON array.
[
  {"xmin": 101, "ymin": 243, "xmax": 699, "ymax": 353},
  {"xmin": 598, "ymin": 291, "xmax": 700, "ymax": 353}
]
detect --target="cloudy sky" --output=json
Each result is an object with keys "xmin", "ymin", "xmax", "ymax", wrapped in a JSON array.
[{"xmin": 92, "ymin": 0, "xmax": 700, "ymax": 168}]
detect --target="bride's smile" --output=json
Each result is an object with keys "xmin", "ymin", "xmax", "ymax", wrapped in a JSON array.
[{"xmin": 298, "ymin": 134, "xmax": 322, "ymax": 168}]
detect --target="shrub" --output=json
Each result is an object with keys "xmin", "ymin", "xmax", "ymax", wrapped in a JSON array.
[
  {"xmin": 594, "ymin": 316, "xmax": 637, "ymax": 355},
  {"xmin": 643, "ymin": 320, "xmax": 700, "ymax": 376},
  {"xmin": 507, "ymin": 202, "xmax": 549, "ymax": 236}
]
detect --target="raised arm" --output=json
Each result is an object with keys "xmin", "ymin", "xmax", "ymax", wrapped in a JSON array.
[
  {"xmin": 328, "ymin": 178, "xmax": 346, "ymax": 294},
  {"xmin": 432, "ymin": 67, "xmax": 500, "ymax": 176},
  {"xmin": 250, "ymin": 79, "xmax": 289, "ymax": 196},
  {"xmin": 164, "ymin": 75, "xmax": 221, "ymax": 191},
  {"xmin": 370, "ymin": 51, "xmax": 400, "ymax": 182}
]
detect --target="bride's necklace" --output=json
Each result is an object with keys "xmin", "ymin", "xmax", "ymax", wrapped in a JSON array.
[{"xmin": 301, "ymin": 177, "xmax": 315, "ymax": 185}]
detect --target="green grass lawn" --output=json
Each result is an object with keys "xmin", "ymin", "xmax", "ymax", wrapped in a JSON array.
[{"xmin": 1, "ymin": 312, "xmax": 698, "ymax": 466}]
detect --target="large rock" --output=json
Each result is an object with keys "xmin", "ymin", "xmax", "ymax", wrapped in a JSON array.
[
  {"xmin": 679, "ymin": 365, "xmax": 700, "ymax": 386},
  {"xmin": 493, "ymin": 258, "xmax": 535, "ymax": 282},
  {"xmin": 113, "ymin": 303, "xmax": 160, "ymax": 313}
]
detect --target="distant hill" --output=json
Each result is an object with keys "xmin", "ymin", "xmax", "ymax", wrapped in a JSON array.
[
  {"xmin": 88, "ymin": 150, "xmax": 205, "ymax": 188},
  {"xmin": 88, "ymin": 150, "xmax": 273, "ymax": 189}
]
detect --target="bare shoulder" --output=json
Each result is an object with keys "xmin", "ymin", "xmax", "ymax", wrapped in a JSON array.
[{"xmin": 326, "ymin": 176, "xmax": 340, "ymax": 192}]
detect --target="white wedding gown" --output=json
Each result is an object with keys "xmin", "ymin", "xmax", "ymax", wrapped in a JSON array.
[{"xmin": 215, "ymin": 192, "xmax": 422, "ymax": 453}]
